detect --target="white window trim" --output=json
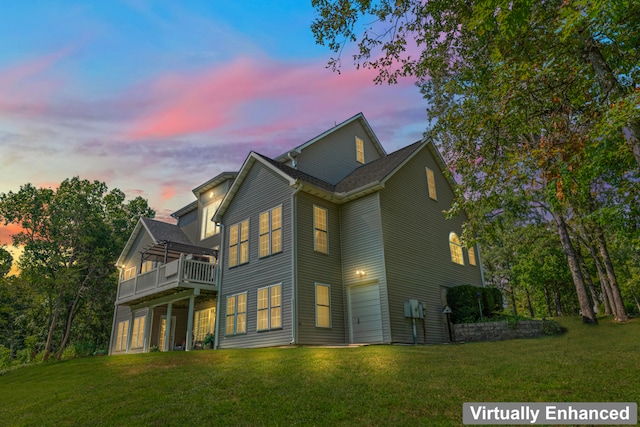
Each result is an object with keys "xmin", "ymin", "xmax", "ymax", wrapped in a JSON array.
[
  {"xmin": 259, "ymin": 205, "xmax": 283, "ymax": 258},
  {"xmin": 355, "ymin": 136, "xmax": 365, "ymax": 164},
  {"xmin": 313, "ymin": 205, "xmax": 329, "ymax": 254},
  {"xmin": 228, "ymin": 219, "xmax": 250, "ymax": 268},
  {"xmin": 426, "ymin": 167, "xmax": 437, "ymax": 200},
  {"xmin": 123, "ymin": 267, "xmax": 136, "ymax": 281},
  {"xmin": 449, "ymin": 232, "xmax": 465, "ymax": 265},
  {"xmin": 193, "ymin": 307, "xmax": 216, "ymax": 342},
  {"xmin": 315, "ymin": 283, "xmax": 332, "ymax": 328},
  {"xmin": 115, "ymin": 320, "xmax": 129, "ymax": 352},
  {"xmin": 468, "ymin": 246, "xmax": 477, "ymax": 266},
  {"xmin": 225, "ymin": 292, "xmax": 247, "ymax": 336},
  {"xmin": 130, "ymin": 315, "xmax": 146, "ymax": 349},
  {"xmin": 201, "ymin": 198, "xmax": 222, "ymax": 240},
  {"xmin": 256, "ymin": 284, "xmax": 282, "ymax": 332}
]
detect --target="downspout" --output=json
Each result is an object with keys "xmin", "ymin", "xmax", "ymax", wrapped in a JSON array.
[
  {"xmin": 476, "ymin": 243, "xmax": 486, "ymax": 288},
  {"xmin": 290, "ymin": 182, "xmax": 303, "ymax": 344},
  {"xmin": 213, "ymin": 223, "xmax": 225, "ymax": 350}
]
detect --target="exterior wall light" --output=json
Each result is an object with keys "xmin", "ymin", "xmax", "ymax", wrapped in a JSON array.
[{"xmin": 356, "ymin": 270, "xmax": 366, "ymax": 277}]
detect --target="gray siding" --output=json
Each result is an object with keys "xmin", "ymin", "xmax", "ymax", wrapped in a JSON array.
[
  {"xmin": 122, "ymin": 230, "xmax": 154, "ymax": 275},
  {"xmin": 340, "ymin": 193, "xmax": 391, "ymax": 343},
  {"xmin": 295, "ymin": 120, "xmax": 383, "ymax": 185},
  {"xmin": 379, "ymin": 145, "xmax": 483, "ymax": 344},
  {"xmin": 295, "ymin": 192, "xmax": 345, "ymax": 344},
  {"xmin": 217, "ymin": 162, "xmax": 294, "ymax": 349},
  {"xmin": 177, "ymin": 208, "xmax": 198, "ymax": 244}
]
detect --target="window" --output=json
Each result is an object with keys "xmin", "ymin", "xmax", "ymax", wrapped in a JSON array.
[
  {"xmin": 313, "ymin": 205, "xmax": 328, "ymax": 254},
  {"xmin": 426, "ymin": 167, "xmax": 437, "ymax": 200},
  {"xmin": 355, "ymin": 136, "xmax": 365, "ymax": 164},
  {"xmin": 115, "ymin": 320, "xmax": 129, "ymax": 352},
  {"xmin": 315, "ymin": 284, "xmax": 331, "ymax": 328},
  {"xmin": 468, "ymin": 246, "xmax": 477, "ymax": 266},
  {"xmin": 131, "ymin": 316, "xmax": 145, "ymax": 349},
  {"xmin": 140, "ymin": 260, "xmax": 155, "ymax": 274},
  {"xmin": 225, "ymin": 292, "xmax": 247, "ymax": 335},
  {"xmin": 449, "ymin": 232, "xmax": 464, "ymax": 265},
  {"xmin": 228, "ymin": 220, "xmax": 249, "ymax": 267},
  {"xmin": 201, "ymin": 199, "xmax": 222, "ymax": 240},
  {"xmin": 259, "ymin": 206, "xmax": 283, "ymax": 257},
  {"xmin": 123, "ymin": 267, "xmax": 136, "ymax": 281},
  {"xmin": 257, "ymin": 284, "xmax": 282, "ymax": 331},
  {"xmin": 193, "ymin": 307, "xmax": 216, "ymax": 342}
]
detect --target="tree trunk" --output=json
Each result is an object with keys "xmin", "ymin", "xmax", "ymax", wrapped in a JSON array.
[
  {"xmin": 554, "ymin": 285, "xmax": 563, "ymax": 317},
  {"xmin": 593, "ymin": 225, "xmax": 629, "ymax": 321},
  {"xmin": 43, "ymin": 288, "xmax": 64, "ymax": 362},
  {"xmin": 543, "ymin": 285, "xmax": 553, "ymax": 318},
  {"xmin": 552, "ymin": 212, "xmax": 597, "ymax": 323},
  {"xmin": 57, "ymin": 290, "xmax": 82, "ymax": 360},
  {"xmin": 525, "ymin": 287, "xmax": 535, "ymax": 318},
  {"xmin": 576, "ymin": 246, "xmax": 599, "ymax": 314}
]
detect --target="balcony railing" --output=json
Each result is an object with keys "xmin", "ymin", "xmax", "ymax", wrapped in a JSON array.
[{"xmin": 117, "ymin": 256, "xmax": 217, "ymax": 305}]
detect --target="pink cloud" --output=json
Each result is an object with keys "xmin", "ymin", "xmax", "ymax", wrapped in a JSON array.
[
  {"xmin": 126, "ymin": 55, "xmax": 418, "ymax": 140},
  {"xmin": 0, "ymin": 44, "xmax": 77, "ymax": 116}
]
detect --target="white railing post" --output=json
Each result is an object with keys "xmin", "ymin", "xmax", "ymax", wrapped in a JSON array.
[{"xmin": 178, "ymin": 253, "xmax": 185, "ymax": 283}]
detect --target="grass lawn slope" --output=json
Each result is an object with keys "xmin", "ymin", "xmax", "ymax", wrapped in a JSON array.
[{"xmin": 0, "ymin": 317, "xmax": 638, "ymax": 426}]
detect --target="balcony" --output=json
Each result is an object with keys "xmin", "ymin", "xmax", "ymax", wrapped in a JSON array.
[{"xmin": 117, "ymin": 255, "xmax": 218, "ymax": 306}]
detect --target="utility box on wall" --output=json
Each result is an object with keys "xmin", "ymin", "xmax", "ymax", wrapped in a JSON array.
[{"xmin": 403, "ymin": 299, "xmax": 425, "ymax": 319}]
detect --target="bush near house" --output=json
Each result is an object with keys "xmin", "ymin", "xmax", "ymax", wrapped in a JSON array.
[{"xmin": 448, "ymin": 285, "xmax": 503, "ymax": 323}]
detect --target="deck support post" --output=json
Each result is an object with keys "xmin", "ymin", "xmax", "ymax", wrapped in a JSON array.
[
  {"xmin": 164, "ymin": 303, "xmax": 172, "ymax": 352},
  {"xmin": 185, "ymin": 292, "xmax": 197, "ymax": 351}
]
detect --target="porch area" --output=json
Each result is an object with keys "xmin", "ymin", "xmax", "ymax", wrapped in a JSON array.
[{"xmin": 116, "ymin": 253, "xmax": 218, "ymax": 306}]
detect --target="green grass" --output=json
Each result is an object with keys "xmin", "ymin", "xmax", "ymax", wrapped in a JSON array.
[{"xmin": 0, "ymin": 317, "xmax": 638, "ymax": 426}]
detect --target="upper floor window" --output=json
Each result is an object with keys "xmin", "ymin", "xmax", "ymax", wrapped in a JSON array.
[
  {"xmin": 225, "ymin": 292, "xmax": 247, "ymax": 335},
  {"xmin": 259, "ymin": 206, "xmax": 283, "ymax": 258},
  {"xmin": 140, "ymin": 260, "xmax": 156, "ymax": 274},
  {"xmin": 355, "ymin": 136, "xmax": 365, "ymax": 164},
  {"xmin": 228, "ymin": 220, "xmax": 249, "ymax": 268},
  {"xmin": 201, "ymin": 198, "xmax": 222, "ymax": 240},
  {"xmin": 313, "ymin": 205, "xmax": 328, "ymax": 254},
  {"xmin": 123, "ymin": 266, "xmax": 136, "ymax": 281},
  {"xmin": 257, "ymin": 284, "xmax": 282, "ymax": 331},
  {"xmin": 468, "ymin": 246, "xmax": 477, "ymax": 266},
  {"xmin": 426, "ymin": 167, "xmax": 437, "ymax": 200},
  {"xmin": 449, "ymin": 232, "xmax": 464, "ymax": 265}
]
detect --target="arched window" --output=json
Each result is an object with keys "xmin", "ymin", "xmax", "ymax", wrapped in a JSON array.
[{"xmin": 449, "ymin": 232, "xmax": 464, "ymax": 265}]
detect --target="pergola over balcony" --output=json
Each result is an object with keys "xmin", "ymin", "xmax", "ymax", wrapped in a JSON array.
[{"xmin": 117, "ymin": 244, "xmax": 219, "ymax": 307}]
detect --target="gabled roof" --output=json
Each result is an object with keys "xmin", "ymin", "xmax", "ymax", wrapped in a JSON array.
[
  {"xmin": 171, "ymin": 200, "xmax": 198, "ymax": 219},
  {"xmin": 274, "ymin": 112, "xmax": 386, "ymax": 163},
  {"xmin": 192, "ymin": 171, "xmax": 237, "ymax": 196},
  {"xmin": 116, "ymin": 217, "xmax": 193, "ymax": 267},
  {"xmin": 214, "ymin": 138, "xmax": 450, "ymax": 221}
]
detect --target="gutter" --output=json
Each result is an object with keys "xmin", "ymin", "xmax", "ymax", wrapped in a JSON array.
[
  {"xmin": 290, "ymin": 181, "xmax": 303, "ymax": 344},
  {"xmin": 213, "ymin": 223, "xmax": 225, "ymax": 350}
]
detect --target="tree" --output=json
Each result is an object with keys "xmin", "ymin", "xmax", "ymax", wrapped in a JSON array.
[
  {"xmin": 312, "ymin": 0, "xmax": 638, "ymax": 323},
  {"xmin": 0, "ymin": 248, "xmax": 11, "ymax": 278},
  {"xmin": 0, "ymin": 178, "xmax": 154, "ymax": 360}
]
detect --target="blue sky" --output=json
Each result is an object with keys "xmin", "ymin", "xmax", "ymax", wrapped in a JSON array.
[{"xmin": 0, "ymin": 0, "xmax": 427, "ymax": 245}]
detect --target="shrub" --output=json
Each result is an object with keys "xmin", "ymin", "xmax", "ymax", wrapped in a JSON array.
[
  {"xmin": 0, "ymin": 346, "xmax": 12, "ymax": 370},
  {"xmin": 447, "ymin": 285, "xmax": 503, "ymax": 323}
]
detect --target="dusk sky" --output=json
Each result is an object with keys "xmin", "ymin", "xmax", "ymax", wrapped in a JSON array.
[{"xmin": 0, "ymin": 1, "xmax": 428, "ymax": 247}]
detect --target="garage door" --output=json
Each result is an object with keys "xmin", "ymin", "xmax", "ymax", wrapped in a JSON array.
[{"xmin": 349, "ymin": 283, "xmax": 383, "ymax": 343}]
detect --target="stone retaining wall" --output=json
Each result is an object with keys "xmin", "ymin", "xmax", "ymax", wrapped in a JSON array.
[{"xmin": 452, "ymin": 320, "xmax": 548, "ymax": 342}]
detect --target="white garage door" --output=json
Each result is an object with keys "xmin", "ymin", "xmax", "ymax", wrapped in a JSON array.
[{"xmin": 349, "ymin": 283, "xmax": 383, "ymax": 343}]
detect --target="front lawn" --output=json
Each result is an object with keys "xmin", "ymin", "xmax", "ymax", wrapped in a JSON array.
[{"xmin": 0, "ymin": 316, "xmax": 638, "ymax": 426}]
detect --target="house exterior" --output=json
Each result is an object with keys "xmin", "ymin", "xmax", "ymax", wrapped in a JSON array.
[{"xmin": 109, "ymin": 113, "xmax": 484, "ymax": 354}]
